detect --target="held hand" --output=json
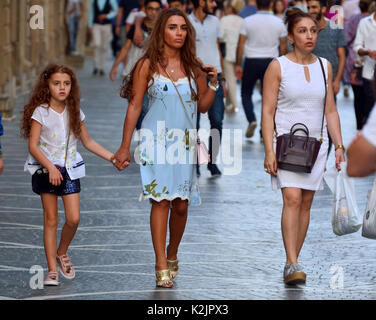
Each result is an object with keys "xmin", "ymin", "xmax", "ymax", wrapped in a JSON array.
[
  {"xmin": 264, "ymin": 152, "xmax": 278, "ymax": 177},
  {"xmin": 202, "ymin": 64, "xmax": 218, "ymax": 84},
  {"xmin": 333, "ymin": 79, "xmax": 340, "ymax": 95},
  {"xmin": 133, "ymin": 29, "xmax": 144, "ymax": 48},
  {"xmin": 335, "ymin": 149, "xmax": 346, "ymax": 171},
  {"xmin": 235, "ymin": 65, "xmax": 242, "ymax": 81},
  {"xmin": 109, "ymin": 67, "xmax": 117, "ymax": 82},
  {"xmin": 49, "ymin": 166, "xmax": 64, "ymax": 186},
  {"xmin": 115, "ymin": 26, "xmax": 121, "ymax": 37},
  {"xmin": 113, "ymin": 147, "xmax": 131, "ymax": 171},
  {"xmin": 98, "ymin": 14, "xmax": 108, "ymax": 22},
  {"xmin": 368, "ymin": 50, "xmax": 376, "ymax": 61}
]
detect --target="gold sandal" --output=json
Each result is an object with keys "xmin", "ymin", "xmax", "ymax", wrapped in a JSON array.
[
  {"xmin": 156, "ymin": 269, "xmax": 173, "ymax": 288},
  {"xmin": 167, "ymin": 259, "xmax": 179, "ymax": 280}
]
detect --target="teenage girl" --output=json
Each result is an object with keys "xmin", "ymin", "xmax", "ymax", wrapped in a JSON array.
[{"xmin": 22, "ymin": 63, "xmax": 115, "ymax": 286}]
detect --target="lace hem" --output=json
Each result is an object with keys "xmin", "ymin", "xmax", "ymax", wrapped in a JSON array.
[{"xmin": 138, "ymin": 183, "xmax": 201, "ymax": 206}]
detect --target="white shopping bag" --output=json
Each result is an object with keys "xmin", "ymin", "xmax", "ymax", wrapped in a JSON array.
[
  {"xmin": 324, "ymin": 162, "xmax": 362, "ymax": 236},
  {"xmin": 362, "ymin": 177, "xmax": 376, "ymax": 239}
]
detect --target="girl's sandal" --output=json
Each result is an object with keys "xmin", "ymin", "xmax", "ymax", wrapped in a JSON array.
[
  {"xmin": 156, "ymin": 269, "xmax": 174, "ymax": 288},
  {"xmin": 56, "ymin": 253, "xmax": 75, "ymax": 280},
  {"xmin": 167, "ymin": 259, "xmax": 179, "ymax": 280},
  {"xmin": 44, "ymin": 271, "xmax": 59, "ymax": 286}
]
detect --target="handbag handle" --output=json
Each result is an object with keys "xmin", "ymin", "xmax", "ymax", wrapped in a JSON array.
[
  {"xmin": 290, "ymin": 123, "xmax": 309, "ymax": 136},
  {"xmin": 63, "ymin": 130, "xmax": 70, "ymax": 168},
  {"xmin": 318, "ymin": 57, "xmax": 327, "ymax": 142}
]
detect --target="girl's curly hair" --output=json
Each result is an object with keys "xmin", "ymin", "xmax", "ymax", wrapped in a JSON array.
[{"xmin": 21, "ymin": 63, "xmax": 81, "ymax": 139}]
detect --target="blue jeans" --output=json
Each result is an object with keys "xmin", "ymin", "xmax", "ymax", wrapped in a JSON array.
[
  {"xmin": 197, "ymin": 76, "xmax": 225, "ymax": 164},
  {"xmin": 68, "ymin": 16, "xmax": 79, "ymax": 52},
  {"xmin": 241, "ymin": 58, "xmax": 272, "ymax": 124}
]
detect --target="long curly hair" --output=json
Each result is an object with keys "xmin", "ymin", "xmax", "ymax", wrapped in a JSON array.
[
  {"xmin": 21, "ymin": 63, "xmax": 81, "ymax": 139},
  {"xmin": 120, "ymin": 8, "xmax": 202, "ymax": 101}
]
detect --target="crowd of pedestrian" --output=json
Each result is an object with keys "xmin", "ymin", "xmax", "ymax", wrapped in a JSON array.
[{"xmin": 0, "ymin": 0, "xmax": 374, "ymax": 288}]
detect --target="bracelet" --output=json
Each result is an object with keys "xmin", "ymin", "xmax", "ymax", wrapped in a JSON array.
[
  {"xmin": 335, "ymin": 144, "xmax": 345, "ymax": 152},
  {"xmin": 208, "ymin": 81, "xmax": 219, "ymax": 91}
]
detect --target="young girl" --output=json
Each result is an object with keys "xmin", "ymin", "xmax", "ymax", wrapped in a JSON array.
[{"xmin": 22, "ymin": 63, "xmax": 115, "ymax": 286}]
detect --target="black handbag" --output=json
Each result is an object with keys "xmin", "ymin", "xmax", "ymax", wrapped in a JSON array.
[{"xmin": 276, "ymin": 57, "xmax": 327, "ymax": 173}]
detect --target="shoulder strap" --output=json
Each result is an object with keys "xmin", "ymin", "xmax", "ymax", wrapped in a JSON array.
[
  {"xmin": 64, "ymin": 130, "xmax": 70, "ymax": 168},
  {"xmin": 318, "ymin": 57, "xmax": 327, "ymax": 142},
  {"xmin": 162, "ymin": 67, "xmax": 196, "ymax": 131}
]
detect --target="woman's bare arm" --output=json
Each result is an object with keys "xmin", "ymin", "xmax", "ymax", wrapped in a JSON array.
[
  {"xmin": 261, "ymin": 59, "xmax": 281, "ymax": 176},
  {"xmin": 324, "ymin": 61, "xmax": 345, "ymax": 169}
]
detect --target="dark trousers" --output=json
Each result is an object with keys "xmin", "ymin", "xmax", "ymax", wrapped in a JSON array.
[
  {"xmin": 197, "ymin": 75, "xmax": 225, "ymax": 165},
  {"xmin": 111, "ymin": 24, "xmax": 120, "ymax": 57},
  {"xmin": 351, "ymin": 84, "xmax": 367, "ymax": 130},
  {"xmin": 362, "ymin": 77, "xmax": 376, "ymax": 126},
  {"xmin": 241, "ymin": 58, "xmax": 273, "ymax": 124}
]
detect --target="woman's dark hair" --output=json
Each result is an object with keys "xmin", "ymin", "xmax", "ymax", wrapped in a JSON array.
[
  {"xmin": 359, "ymin": 0, "xmax": 371, "ymax": 12},
  {"xmin": 284, "ymin": 7, "xmax": 317, "ymax": 35},
  {"xmin": 120, "ymin": 8, "xmax": 202, "ymax": 101},
  {"xmin": 273, "ymin": 0, "xmax": 286, "ymax": 14},
  {"xmin": 257, "ymin": 0, "xmax": 272, "ymax": 9}
]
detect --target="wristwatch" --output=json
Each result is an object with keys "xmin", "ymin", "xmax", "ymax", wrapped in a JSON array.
[
  {"xmin": 335, "ymin": 144, "xmax": 345, "ymax": 152},
  {"xmin": 208, "ymin": 81, "xmax": 219, "ymax": 92}
]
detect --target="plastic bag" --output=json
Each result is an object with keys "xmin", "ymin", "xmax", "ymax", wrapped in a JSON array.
[
  {"xmin": 362, "ymin": 177, "xmax": 376, "ymax": 239},
  {"xmin": 324, "ymin": 162, "xmax": 362, "ymax": 236}
]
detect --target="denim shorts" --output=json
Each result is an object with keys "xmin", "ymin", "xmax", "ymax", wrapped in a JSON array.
[{"xmin": 32, "ymin": 167, "xmax": 80, "ymax": 196}]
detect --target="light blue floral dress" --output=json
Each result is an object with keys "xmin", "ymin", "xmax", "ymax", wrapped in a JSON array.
[{"xmin": 137, "ymin": 74, "xmax": 201, "ymax": 206}]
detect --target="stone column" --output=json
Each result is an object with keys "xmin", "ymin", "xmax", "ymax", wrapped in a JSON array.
[
  {"xmin": 0, "ymin": 0, "xmax": 16, "ymax": 120},
  {"xmin": 0, "ymin": 0, "xmax": 70, "ymax": 121}
]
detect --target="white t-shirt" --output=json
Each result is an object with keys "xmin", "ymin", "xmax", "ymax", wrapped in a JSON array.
[
  {"xmin": 240, "ymin": 11, "xmax": 287, "ymax": 58},
  {"xmin": 220, "ymin": 14, "xmax": 244, "ymax": 63},
  {"xmin": 189, "ymin": 13, "xmax": 222, "ymax": 73},
  {"xmin": 126, "ymin": 9, "xmax": 146, "ymax": 25},
  {"xmin": 353, "ymin": 13, "xmax": 376, "ymax": 81},
  {"xmin": 363, "ymin": 106, "xmax": 376, "ymax": 147},
  {"xmin": 24, "ymin": 104, "xmax": 86, "ymax": 180}
]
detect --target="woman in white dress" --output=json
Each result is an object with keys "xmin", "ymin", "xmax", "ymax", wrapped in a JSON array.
[{"xmin": 262, "ymin": 8, "xmax": 345, "ymax": 285}]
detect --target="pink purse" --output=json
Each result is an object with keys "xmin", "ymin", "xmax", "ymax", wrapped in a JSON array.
[
  {"xmin": 197, "ymin": 138, "xmax": 210, "ymax": 165},
  {"xmin": 164, "ymin": 68, "xmax": 210, "ymax": 165}
]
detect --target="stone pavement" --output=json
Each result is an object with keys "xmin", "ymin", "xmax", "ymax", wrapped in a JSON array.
[{"xmin": 0, "ymin": 59, "xmax": 375, "ymax": 300}]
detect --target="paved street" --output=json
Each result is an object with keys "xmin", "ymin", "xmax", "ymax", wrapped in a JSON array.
[{"xmin": 0, "ymin": 58, "xmax": 375, "ymax": 300}]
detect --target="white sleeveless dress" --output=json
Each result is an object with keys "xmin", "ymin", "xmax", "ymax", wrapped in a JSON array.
[{"xmin": 272, "ymin": 55, "xmax": 329, "ymax": 191}]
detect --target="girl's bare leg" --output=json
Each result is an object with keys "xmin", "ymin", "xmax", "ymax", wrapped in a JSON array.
[
  {"xmin": 41, "ymin": 193, "xmax": 59, "ymax": 272},
  {"xmin": 57, "ymin": 193, "xmax": 80, "ymax": 256}
]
